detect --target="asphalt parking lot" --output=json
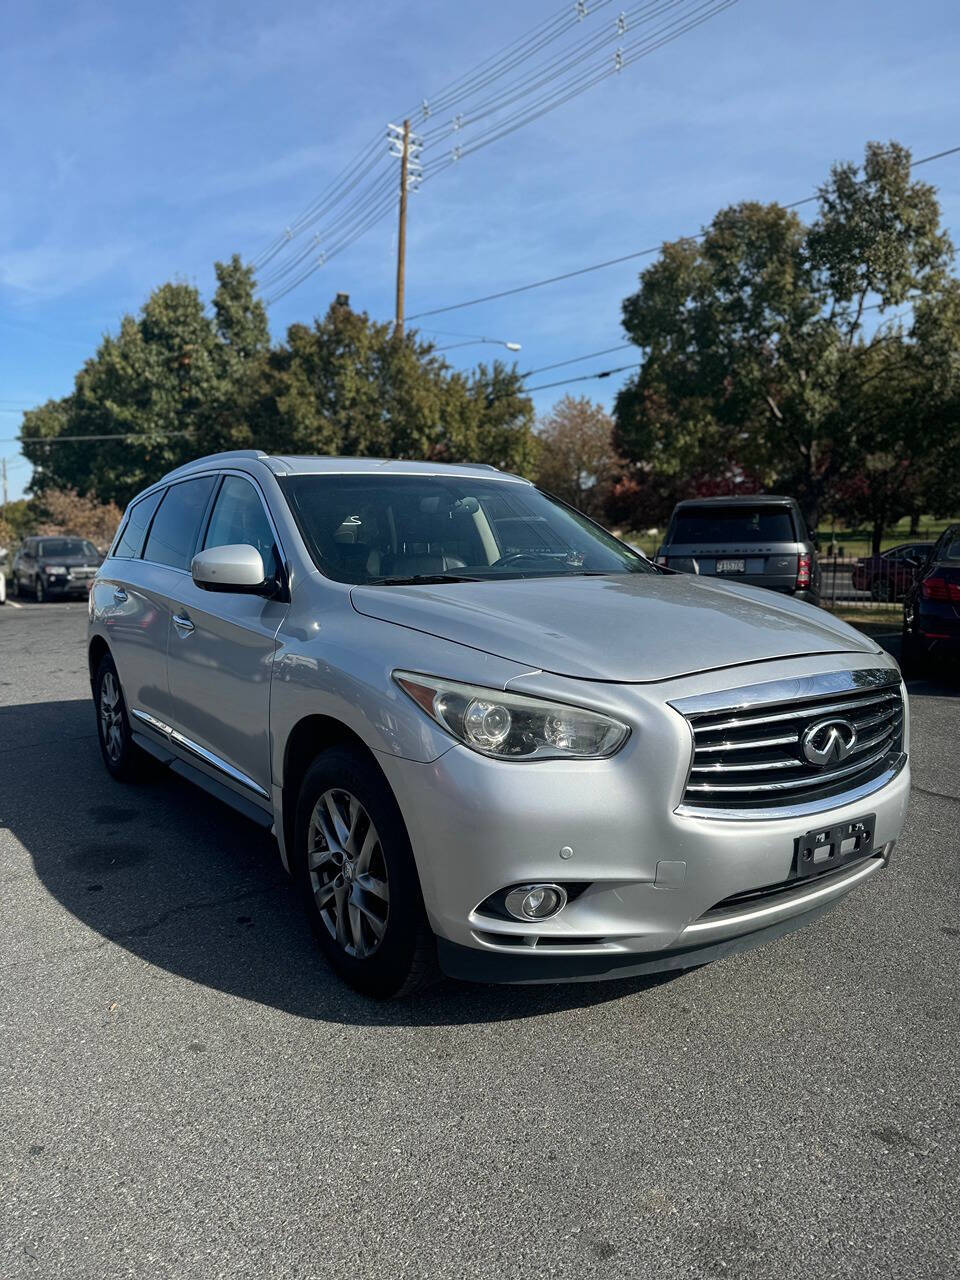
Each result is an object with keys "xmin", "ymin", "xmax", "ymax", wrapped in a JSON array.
[{"xmin": 1, "ymin": 601, "xmax": 958, "ymax": 1280}]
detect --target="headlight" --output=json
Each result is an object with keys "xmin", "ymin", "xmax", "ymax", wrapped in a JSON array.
[
  {"xmin": 43, "ymin": 565, "xmax": 66, "ymax": 574},
  {"xmin": 393, "ymin": 671, "xmax": 629, "ymax": 761}
]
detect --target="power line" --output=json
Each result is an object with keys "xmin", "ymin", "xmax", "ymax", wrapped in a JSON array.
[
  {"xmin": 406, "ymin": 142, "xmax": 960, "ymax": 319},
  {"xmin": 257, "ymin": 2, "xmax": 617, "ymax": 273},
  {"xmin": 9, "ymin": 432, "xmax": 190, "ymax": 444},
  {"xmin": 255, "ymin": 0, "xmax": 739, "ymax": 305},
  {"xmin": 524, "ymin": 361, "xmax": 644, "ymax": 393},
  {"xmin": 519, "ymin": 343, "xmax": 634, "ymax": 377}
]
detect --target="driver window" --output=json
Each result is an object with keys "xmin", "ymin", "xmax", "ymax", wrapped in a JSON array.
[{"xmin": 204, "ymin": 476, "xmax": 279, "ymax": 574}]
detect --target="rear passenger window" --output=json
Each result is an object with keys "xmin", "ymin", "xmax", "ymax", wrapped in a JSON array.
[
  {"xmin": 143, "ymin": 477, "xmax": 216, "ymax": 571},
  {"xmin": 113, "ymin": 489, "xmax": 163, "ymax": 559}
]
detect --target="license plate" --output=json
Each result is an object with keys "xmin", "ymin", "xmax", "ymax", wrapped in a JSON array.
[
  {"xmin": 795, "ymin": 815, "xmax": 876, "ymax": 878},
  {"xmin": 716, "ymin": 558, "xmax": 745, "ymax": 573}
]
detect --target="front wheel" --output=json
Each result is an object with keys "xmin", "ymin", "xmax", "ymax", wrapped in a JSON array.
[
  {"xmin": 294, "ymin": 747, "xmax": 436, "ymax": 998},
  {"xmin": 35, "ymin": 576, "xmax": 45, "ymax": 603}
]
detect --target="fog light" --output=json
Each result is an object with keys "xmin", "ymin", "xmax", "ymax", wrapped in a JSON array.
[{"xmin": 504, "ymin": 883, "xmax": 567, "ymax": 921}]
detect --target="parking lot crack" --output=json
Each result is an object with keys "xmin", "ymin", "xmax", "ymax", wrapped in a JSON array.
[
  {"xmin": 105, "ymin": 882, "xmax": 284, "ymax": 941},
  {"xmin": 911, "ymin": 784, "xmax": 960, "ymax": 805}
]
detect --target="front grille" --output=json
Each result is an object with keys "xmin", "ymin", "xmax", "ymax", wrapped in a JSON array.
[{"xmin": 674, "ymin": 670, "xmax": 904, "ymax": 813}]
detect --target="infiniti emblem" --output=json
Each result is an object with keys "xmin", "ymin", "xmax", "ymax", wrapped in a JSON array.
[{"xmin": 801, "ymin": 717, "xmax": 858, "ymax": 766}]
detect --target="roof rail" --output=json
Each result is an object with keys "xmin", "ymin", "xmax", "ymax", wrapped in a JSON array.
[{"xmin": 160, "ymin": 450, "xmax": 269, "ymax": 483}]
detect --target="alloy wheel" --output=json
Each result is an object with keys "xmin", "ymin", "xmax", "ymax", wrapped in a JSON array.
[
  {"xmin": 35, "ymin": 576, "xmax": 44, "ymax": 603},
  {"xmin": 99, "ymin": 671, "xmax": 124, "ymax": 764},
  {"xmin": 306, "ymin": 788, "xmax": 390, "ymax": 958}
]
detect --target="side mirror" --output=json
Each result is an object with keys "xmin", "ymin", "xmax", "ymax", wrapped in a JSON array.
[{"xmin": 192, "ymin": 544, "xmax": 272, "ymax": 594}]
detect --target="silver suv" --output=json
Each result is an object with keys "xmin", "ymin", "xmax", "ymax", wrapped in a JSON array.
[
  {"xmin": 657, "ymin": 495, "xmax": 822, "ymax": 605},
  {"xmin": 88, "ymin": 451, "xmax": 910, "ymax": 997}
]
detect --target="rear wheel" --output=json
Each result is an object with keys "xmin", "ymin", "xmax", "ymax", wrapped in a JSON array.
[
  {"xmin": 94, "ymin": 653, "xmax": 146, "ymax": 781},
  {"xmin": 294, "ymin": 747, "xmax": 436, "ymax": 998}
]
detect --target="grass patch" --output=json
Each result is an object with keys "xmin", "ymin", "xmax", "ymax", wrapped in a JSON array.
[{"xmin": 827, "ymin": 605, "xmax": 902, "ymax": 637}]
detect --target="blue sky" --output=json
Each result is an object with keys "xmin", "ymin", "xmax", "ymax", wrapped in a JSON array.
[{"xmin": 2, "ymin": 0, "xmax": 959, "ymax": 501}]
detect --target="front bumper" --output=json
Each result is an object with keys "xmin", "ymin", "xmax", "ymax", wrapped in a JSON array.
[
  {"xmin": 436, "ymin": 857, "xmax": 889, "ymax": 983},
  {"xmin": 43, "ymin": 576, "xmax": 93, "ymax": 596},
  {"xmin": 376, "ymin": 656, "xmax": 910, "ymax": 983}
]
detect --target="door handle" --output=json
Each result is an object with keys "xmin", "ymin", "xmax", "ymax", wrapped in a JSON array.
[
  {"xmin": 172, "ymin": 613, "xmax": 195, "ymax": 636},
  {"xmin": 113, "ymin": 587, "xmax": 128, "ymax": 604}
]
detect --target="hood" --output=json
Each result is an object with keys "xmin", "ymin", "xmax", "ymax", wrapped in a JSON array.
[
  {"xmin": 56, "ymin": 552, "xmax": 101, "ymax": 566},
  {"xmin": 350, "ymin": 572, "xmax": 878, "ymax": 683}
]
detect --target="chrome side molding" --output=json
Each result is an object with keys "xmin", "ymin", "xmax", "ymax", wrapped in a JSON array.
[{"xmin": 130, "ymin": 707, "xmax": 270, "ymax": 799}]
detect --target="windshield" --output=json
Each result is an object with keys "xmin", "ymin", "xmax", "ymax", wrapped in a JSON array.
[
  {"xmin": 37, "ymin": 538, "xmax": 100, "ymax": 559},
  {"xmin": 279, "ymin": 474, "xmax": 655, "ymax": 585},
  {"xmin": 670, "ymin": 507, "xmax": 795, "ymax": 544}
]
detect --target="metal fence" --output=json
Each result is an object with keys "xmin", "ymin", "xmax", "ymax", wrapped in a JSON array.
[{"xmin": 820, "ymin": 553, "xmax": 917, "ymax": 608}]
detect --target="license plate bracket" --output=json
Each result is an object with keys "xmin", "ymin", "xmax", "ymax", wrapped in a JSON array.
[
  {"xmin": 716, "ymin": 558, "xmax": 745, "ymax": 573},
  {"xmin": 794, "ymin": 814, "xmax": 876, "ymax": 878}
]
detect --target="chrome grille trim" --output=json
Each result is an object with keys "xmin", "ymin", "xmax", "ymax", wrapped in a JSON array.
[
  {"xmin": 695, "ymin": 732, "xmax": 799, "ymax": 754},
  {"xmin": 684, "ymin": 740, "xmax": 897, "ymax": 793},
  {"xmin": 669, "ymin": 668, "xmax": 906, "ymax": 817},
  {"xmin": 694, "ymin": 689, "xmax": 900, "ymax": 735},
  {"xmin": 688, "ymin": 719, "xmax": 901, "ymax": 776}
]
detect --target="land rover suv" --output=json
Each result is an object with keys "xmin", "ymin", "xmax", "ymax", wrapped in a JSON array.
[
  {"xmin": 88, "ymin": 452, "xmax": 907, "ymax": 997},
  {"xmin": 657, "ymin": 495, "xmax": 821, "ymax": 604}
]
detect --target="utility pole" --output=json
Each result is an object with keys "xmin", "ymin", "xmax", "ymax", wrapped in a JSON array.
[
  {"xmin": 388, "ymin": 120, "xmax": 422, "ymax": 335},
  {"xmin": 1, "ymin": 458, "xmax": 7, "ymax": 511},
  {"xmin": 396, "ymin": 119, "xmax": 409, "ymax": 333}
]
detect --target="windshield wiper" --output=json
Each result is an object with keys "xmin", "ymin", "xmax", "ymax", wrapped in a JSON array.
[{"xmin": 369, "ymin": 572, "xmax": 483, "ymax": 586}]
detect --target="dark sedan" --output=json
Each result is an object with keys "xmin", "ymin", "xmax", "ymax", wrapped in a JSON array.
[
  {"xmin": 901, "ymin": 525, "xmax": 960, "ymax": 675},
  {"xmin": 851, "ymin": 542, "xmax": 934, "ymax": 600}
]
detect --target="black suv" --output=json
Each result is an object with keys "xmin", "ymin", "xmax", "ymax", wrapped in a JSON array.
[
  {"xmin": 11, "ymin": 536, "xmax": 103, "ymax": 602},
  {"xmin": 901, "ymin": 523, "xmax": 960, "ymax": 675},
  {"xmin": 656, "ymin": 495, "xmax": 821, "ymax": 604}
]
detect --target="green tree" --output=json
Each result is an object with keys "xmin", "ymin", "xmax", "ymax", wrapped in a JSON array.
[
  {"xmin": 21, "ymin": 284, "xmax": 537, "ymax": 506},
  {"xmin": 258, "ymin": 300, "xmax": 537, "ymax": 472},
  {"xmin": 20, "ymin": 259, "xmax": 269, "ymax": 506},
  {"xmin": 615, "ymin": 141, "xmax": 956, "ymax": 534}
]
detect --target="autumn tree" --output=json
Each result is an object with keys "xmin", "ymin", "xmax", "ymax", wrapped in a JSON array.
[
  {"xmin": 534, "ymin": 395, "xmax": 620, "ymax": 516},
  {"xmin": 33, "ymin": 488, "xmax": 123, "ymax": 550}
]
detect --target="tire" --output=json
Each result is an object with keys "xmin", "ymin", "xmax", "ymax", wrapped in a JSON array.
[
  {"xmin": 94, "ymin": 652, "xmax": 146, "ymax": 782},
  {"xmin": 900, "ymin": 625, "xmax": 927, "ymax": 679},
  {"xmin": 293, "ymin": 747, "xmax": 437, "ymax": 998},
  {"xmin": 35, "ymin": 575, "xmax": 45, "ymax": 603}
]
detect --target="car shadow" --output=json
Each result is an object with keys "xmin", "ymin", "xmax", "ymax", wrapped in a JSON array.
[
  {"xmin": 2, "ymin": 698, "xmax": 678, "ymax": 1028},
  {"xmin": 870, "ymin": 631, "xmax": 959, "ymax": 699}
]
